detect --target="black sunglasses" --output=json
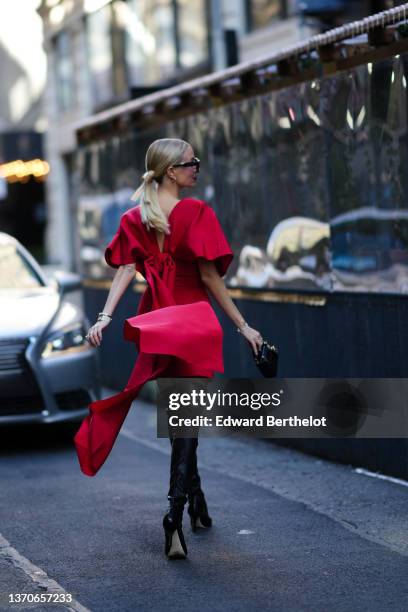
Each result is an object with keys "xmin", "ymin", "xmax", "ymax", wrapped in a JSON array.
[{"xmin": 172, "ymin": 157, "xmax": 200, "ymax": 171}]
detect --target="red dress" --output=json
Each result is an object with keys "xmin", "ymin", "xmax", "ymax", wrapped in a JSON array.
[{"xmin": 74, "ymin": 198, "xmax": 234, "ymax": 476}]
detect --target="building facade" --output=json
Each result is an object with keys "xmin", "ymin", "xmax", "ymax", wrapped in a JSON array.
[
  {"xmin": 39, "ymin": 0, "xmax": 395, "ymax": 268},
  {"xmin": 39, "ymin": 0, "xmax": 212, "ymax": 268},
  {"xmin": 38, "ymin": 0, "xmax": 338, "ymax": 270},
  {"xmin": 0, "ymin": 3, "xmax": 47, "ymax": 261}
]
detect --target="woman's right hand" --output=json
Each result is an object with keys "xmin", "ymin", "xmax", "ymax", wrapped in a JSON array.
[
  {"xmin": 239, "ymin": 324, "xmax": 263, "ymax": 356},
  {"xmin": 85, "ymin": 319, "xmax": 111, "ymax": 348}
]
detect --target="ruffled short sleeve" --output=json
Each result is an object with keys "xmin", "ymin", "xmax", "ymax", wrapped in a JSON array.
[
  {"xmin": 104, "ymin": 212, "xmax": 144, "ymax": 272},
  {"xmin": 185, "ymin": 203, "xmax": 233, "ymax": 277}
]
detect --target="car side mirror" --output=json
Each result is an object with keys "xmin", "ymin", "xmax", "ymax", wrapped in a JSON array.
[{"xmin": 53, "ymin": 270, "xmax": 82, "ymax": 295}]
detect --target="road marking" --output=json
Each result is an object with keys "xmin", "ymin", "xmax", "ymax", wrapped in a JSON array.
[
  {"xmin": 0, "ymin": 534, "xmax": 90, "ymax": 612},
  {"xmin": 354, "ymin": 467, "xmax": 408, "ymax": 488},
  {"xmin": 121, "ymin": 428, "xmax": 170, "ymax": 455}
]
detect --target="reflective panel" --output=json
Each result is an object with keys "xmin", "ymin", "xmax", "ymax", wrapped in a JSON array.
[{"xmin": 77, "ymin": 54, "xmax": 408, "ymax": 294}]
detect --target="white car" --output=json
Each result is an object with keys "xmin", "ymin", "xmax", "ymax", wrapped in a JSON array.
[{"xmin": 0, "ymin": 232, "xmax": 101, "ymax": 425}]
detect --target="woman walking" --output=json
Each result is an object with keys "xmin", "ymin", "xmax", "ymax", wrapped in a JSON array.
[{"xmin": 76, "ymin": 138, "xmax": 263, "ymax": 559}]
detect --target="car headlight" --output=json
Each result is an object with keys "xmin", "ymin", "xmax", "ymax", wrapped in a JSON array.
[{"xmin": 41, "ymin": 322, "xmax": 88, "ymax": 358}]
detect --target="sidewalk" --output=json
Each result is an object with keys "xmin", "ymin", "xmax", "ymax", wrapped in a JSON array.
[{"xmin": 123, "ymin": 392, "xmax": 408, "ymax": 558}]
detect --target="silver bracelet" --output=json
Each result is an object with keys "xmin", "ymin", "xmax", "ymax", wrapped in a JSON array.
[
  {"xmin": 237, "ymin": 321, "xmax": 249, "ymax": 334},
  {"xmin": 97, "ymin": 312, "xmax": 112, "ymax": 321}
]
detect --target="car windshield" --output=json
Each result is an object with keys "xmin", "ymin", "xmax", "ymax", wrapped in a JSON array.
[{"xmin": 0, "ymin": 242, "xmax": 44, "ymax": 289}]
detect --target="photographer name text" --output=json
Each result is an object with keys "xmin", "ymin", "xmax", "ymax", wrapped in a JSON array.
[{"xmin": 168, "ymin": 415, "xmax": 327, "ymax": 428}]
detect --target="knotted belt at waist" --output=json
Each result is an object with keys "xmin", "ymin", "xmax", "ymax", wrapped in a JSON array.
[
  {"xmin": 140, "ymin": 253, "xmax": 203, "ymax": 312},
  {"xmin": 141, "ymin": 253, "xmax": 176, "ymax": 311}
]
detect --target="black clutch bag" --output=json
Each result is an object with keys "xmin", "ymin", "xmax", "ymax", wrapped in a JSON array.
[{"xmin": 254, "ymin": 340, "xmax": 279, "ymax": 378}]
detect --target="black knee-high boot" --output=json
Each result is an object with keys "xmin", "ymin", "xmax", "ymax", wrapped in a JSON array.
[
  {"xmin": 163, "ymin": 436, "xmax": 198, "ymax": 558},
  {"xmin": 167, "ymin": 436, "xmax": 199, "ymax": 500},
  {"xmin": 167, "ymin": 429, "xmax": 212, "ymax": 533},
  {"xmin": 188, "ymin": 445, "xmax": 202, "ymax": 497},
  {"xmin": 187, "ymin": 444, "xmax": 212, "ymax": 532}
]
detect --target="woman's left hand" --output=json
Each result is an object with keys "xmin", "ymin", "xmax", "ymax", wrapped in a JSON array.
[{"xmin": 239, "ymin": 324, "xmax": 263, "ymax": 356}]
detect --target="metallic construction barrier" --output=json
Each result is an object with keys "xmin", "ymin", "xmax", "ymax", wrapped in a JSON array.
[{"xmin": 76, "ymin": 4, "xmax": 408, "ymax": 297}]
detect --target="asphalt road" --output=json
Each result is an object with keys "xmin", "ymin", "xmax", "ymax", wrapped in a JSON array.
[{"xmin": 1, "ymin": 390, "xmax": 408, "ymax": 612}]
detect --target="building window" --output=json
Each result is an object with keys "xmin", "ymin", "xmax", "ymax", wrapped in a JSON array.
[
  {"xmin": 124, "ymin": 0, "xmax": 176, "ymax": 86},
  {"xmin": 246, "ymin": 0, "xmax": 287, "ymax": 31},
  {"xmin": 177, "ymin": 0, "xmax": 208, "ymax": 69},
  {"xmin": 85, "ymin": 0, "xmax": 209, "ymax": 106},
  {"xmin": 86, "ymin": 4, "xmax": 115, "ymax": 108},
  {"xmin": 54, "ymin": 31, "xmax": 75, "ymax": 112},
  {"xmin": 123, "ymin": 0, "xmax": 209, "ymax": 88}
]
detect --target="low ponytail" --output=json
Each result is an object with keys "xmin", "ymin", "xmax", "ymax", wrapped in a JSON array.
[
  {"xmin": 131, "ymin": 169, "xmax": 169, "ymax": 234},
  {"xmin": 130, "ymin": 138, "xmax": 191, "ymax": 235}
]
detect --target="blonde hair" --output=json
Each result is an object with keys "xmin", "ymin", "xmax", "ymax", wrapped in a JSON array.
[{"xmin": 130, "ymin": 138, "xmax": 191, "ymax": 234}]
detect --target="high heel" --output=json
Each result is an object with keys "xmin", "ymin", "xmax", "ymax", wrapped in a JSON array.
[
  {"xmin": 163, "ymin": 496, "xmax": 188, "ymax": 559},
  {"xmin": 188, "ymin": 490, "xmax": 212, "ymax": 532}
]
